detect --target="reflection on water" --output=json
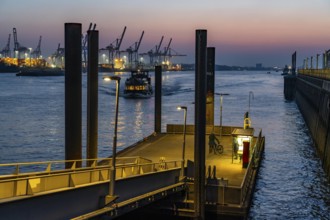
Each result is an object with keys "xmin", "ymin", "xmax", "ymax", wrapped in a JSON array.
[{"xmin": 0, "ymin": 71, "xmax": 329, "ymax": 218}]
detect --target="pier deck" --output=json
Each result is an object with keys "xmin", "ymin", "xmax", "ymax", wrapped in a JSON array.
[
  {"xmin": 0, "ymin": 125, "xmax": 264, "ymax": 220},
  {"xmin": 118, "ymin": 132, "xmax": 249, "ymax": 186}
]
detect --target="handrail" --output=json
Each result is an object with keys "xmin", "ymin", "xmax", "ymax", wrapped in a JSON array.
[
  {"xmin": 0, "ymin": 156, "xmax": 147, "ymax": 177},
  {"xmin": 0, "ymin": 159, "xmax": 182, "ymax": 200},
  {"xmin": 239, "ymin": 129, "xmax": 264, "ymax": 205},
  {"xmin": 298, "ymin": 69, "xmax": 330, "ymax": 80}
]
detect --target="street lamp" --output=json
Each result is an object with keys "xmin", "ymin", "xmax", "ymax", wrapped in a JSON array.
[
  {"xmin": 103, "ymin": 76, "xmax": 121, "ymax": 201},
  {"xmin": 177, "ymin": 106, "xmax": 187, "ymax": 178},
  {"xmin": 248, "ymin": 91, "xmax": 254, "ymax": 114},
  {"xmin": 215, "ymin": 93, "xmax": 229, "ymax": 141}
]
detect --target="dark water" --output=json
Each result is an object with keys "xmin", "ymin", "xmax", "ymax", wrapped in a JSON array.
[{"xmin": 0, "ymin": 71, "xmax": 329, "ymax": 219}]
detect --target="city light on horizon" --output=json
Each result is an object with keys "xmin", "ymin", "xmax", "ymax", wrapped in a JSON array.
[{"xmin": 1, "ymin": 0, "xmax": 330, "ymax": 67}]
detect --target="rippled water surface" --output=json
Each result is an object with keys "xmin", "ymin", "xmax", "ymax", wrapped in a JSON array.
[{"xmin": 0, "ymin": 71, "xmax": 329, "ymax": 219}]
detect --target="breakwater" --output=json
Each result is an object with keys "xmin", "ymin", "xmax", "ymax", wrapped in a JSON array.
[{"xmin": 284, "ymin": 70, "xmax": 330, "ymax": 181}]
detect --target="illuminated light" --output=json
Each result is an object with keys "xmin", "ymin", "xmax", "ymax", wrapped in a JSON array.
[{"xmin": 103, "ymin": 76, "xmax": 121, "ymax": 82}]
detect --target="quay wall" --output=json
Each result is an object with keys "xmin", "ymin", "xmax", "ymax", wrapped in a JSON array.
[{"xmin": 293, "ymin": 70, "xmax": 330, "ymax": 181}]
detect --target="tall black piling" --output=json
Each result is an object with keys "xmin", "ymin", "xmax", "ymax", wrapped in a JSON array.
[
  {"xmin": 155, "ymin": 65, "xmax": 162, "ymax": 133},
  {"xmin": 194, "ymin": 29, "xmax": 207, "ymax": 220},
  {"xmin": 65, "ymin": 23, "xmax": 82, "ymax": 168},
  {"xmin": 86, "ymin": 29, "xmax": 99, "ymax": 166},
  {"xmin": 206, "ymin": 47, "xmax": 215, "ymax": 126},
  {"xmin": 284, "ymin": 51, "xmax": 297, "ymax": 101},
  {"xmin": 292, "ymin": 51, "xmax": 296, "ymax": 75}
]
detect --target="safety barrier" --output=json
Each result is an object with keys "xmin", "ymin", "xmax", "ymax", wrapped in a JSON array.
[
  {"xmin": 0, "ymin": 157, "xmax": 182, "ymax": 200},
  {"xmin": 298, "ymin": 69, "xmax": 330, "ymax": 80},
  {"xmin": 186, "ymin": 129, "xmax": 265, "ymax": 207},
  {"xmin": 239, "ymin": 129, "xmax": 264, "ymax": 206}
]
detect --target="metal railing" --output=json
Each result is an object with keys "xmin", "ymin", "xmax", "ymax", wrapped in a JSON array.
[
  {"xmin": 0, "ymin": 157, "xmax": 182, "ymax": 200},
  {"xmin": 298, "ymin": 69, "xmax": 330, "ymax": 80},
  {"xmin": 239, "ymin": 129, "xmax": 264, "ymax": 206},
  {"xmin": 197, "ymin": 129, "xmax": 265, "ymax": 206}
]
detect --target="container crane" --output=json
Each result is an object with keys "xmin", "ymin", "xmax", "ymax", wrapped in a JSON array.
[
  {"xmin": 115, "ymin": 26, "xmax": 126, "ymax": 59},
  {"xmin": 162, "ymin": 38, "xmax": 172, "ymax": 62},
  {"xmin": 102, "ymin": 26, "xmax": 127, "ymax": 66},
  {"xmin": 0, "ymin": 34, "xmax": 11, "ymax": 58},
  {"xmin": 82, "ymin": 23, "xmax": 96, "ymax": 72},
  {"xmin": 31, "ymin": 36, "xmax": 42, "ymax": 58},
  {"xmin": 126, "ymin": 31, "xmax": 144, "ymax": 68},
  {"xmin": 142, "ymin": 36, "xmax": 164, "ymax": 66},
  {"xmin": 13, "ymin": 28, "xmax": 29, "ymax": 59},
  {"xmin": 154, "ymin": 36, "xmax": 164, "ymax": 65},
  {"xmin": 168, "ymin": 48, "xmax": 186, "ymax": 61},
  {"xmin": 50, "ymin": 43, "xmax": 65, "ymax": 68}
]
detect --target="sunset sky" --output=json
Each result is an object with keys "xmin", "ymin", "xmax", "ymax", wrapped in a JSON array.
[{"xmin": 1, "ymin": 0, "xmax": 330, "ymax": 67}]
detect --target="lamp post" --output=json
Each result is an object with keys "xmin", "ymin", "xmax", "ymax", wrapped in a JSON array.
[
  {"xmin": 29, "ymin": 48, "xmax": 32, "ymax": 67},
  {"xmin": 248, "ymin": 91, "xmax": 254, "ymax": 114},
  {"xmin": 215, "ymin": 93, "xmax": 229, "ymax": 141},
  {"xmin": 177, "ymin": 106, "xmax": 187, "ymax": 178},
  {"xmin": 103, "ymin": 76, "xmax": 121, "ymax": 199}
]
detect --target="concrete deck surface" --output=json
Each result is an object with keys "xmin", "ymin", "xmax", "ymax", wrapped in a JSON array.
[{"xmin": 118, "ymin": 133, "xmax": 256, "ymax": 186}]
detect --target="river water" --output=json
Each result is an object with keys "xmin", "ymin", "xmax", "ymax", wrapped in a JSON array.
[{"xmin": 0, "ymin": 71, "xmax": 329, "ymax": 219}]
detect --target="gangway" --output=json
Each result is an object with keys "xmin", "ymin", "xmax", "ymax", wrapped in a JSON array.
[{"xmin": 0, "ymin": 157, "xmax": 183, "ymax": 220}]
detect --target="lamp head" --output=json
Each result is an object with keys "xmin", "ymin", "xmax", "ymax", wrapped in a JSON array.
[
  {"xmin": 177, "ymin": 106, "xmax": 187, "ymax": 110},
  {"xmin": 215, "ymin": 93, "xmax": 229, "ymax": 96},
  {"xmin": 103, "ymin": 76, "xmax": 121, "ymax": 82}
]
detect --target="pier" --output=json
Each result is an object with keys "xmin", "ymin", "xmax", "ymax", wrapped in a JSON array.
[
  {"xmin": 0, "ymin": 126, "xmax": 264, "ymax": 219},
  {"xmin": 283, "ymin": 50, "xmax": 330, "ymax": 182}
]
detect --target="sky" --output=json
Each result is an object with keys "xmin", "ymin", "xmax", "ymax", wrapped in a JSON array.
[{"xmin": 1, "ymin": 0, "xmax": 330, "ymax": 67}]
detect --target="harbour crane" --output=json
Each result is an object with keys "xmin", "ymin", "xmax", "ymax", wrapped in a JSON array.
[
  {"xmin": 115, "ymin": 26, "xmax": 126, "ymax": 59},
  {"xmin": 50, "ymin": 43, "xmax": 65, "ymax": 68},
  {"xmin": 102, "ymin": 26, "xmax": 127, "ymax": 66},
  {"xmin": 82, "ymin": 23, "xmax": 96, "ymax": 72},
  {"xmin": 12, "ymin": 28, "xmax": 29, "ymax": 59},
  {"xmin": 0, "ymin": 34, "xmax": 11, "ymax": 58},
  {"xmin": 167, "ymin": 47, "xmax": 186, "ymax": 61},
  {"xmin": 126, "ymin": 31, "xmax": 144, "ymax": 68},
  {"xmin": 142, "ymin": 36, "xmax": 164, "ymax": 65},
  {"xmin": 154, "ymin": 36, "xmax": 164, "ymax": 64},
  {"xmin": 31, "ymin": 36, "xmax": 42, "ymax": 59},
  {"xmin": 162, "ymin": 38, "xmax": 172, "ymax": 63}
]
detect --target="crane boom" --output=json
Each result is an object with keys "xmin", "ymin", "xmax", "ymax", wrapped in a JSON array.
[
  {"xmin": 13, "ymin": 28, "xmax": 19, "ymax": 51},
  {"xmin": 156, "ymin": 36, "xmax": 164, "ymax": 54},
  {"xmin": 164, "ymin": 38, "xmax": 172, "ymax": 56},
  {"xmin": 116, "ymin": 26, "xmax": 127, "ymax": 50},
  {"xmin": 1, "ymin": 34, "xmax": 11, "ymax": 57},
  {"xmin": 135, "ymin": 31, "xmax": 144, "ymax": 52},
  {"xmin": 31, "ymin": 36, "xmax": 42, "ymax": 58}
]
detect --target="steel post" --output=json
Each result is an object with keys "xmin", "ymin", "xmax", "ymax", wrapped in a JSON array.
[
  {"xmin": 292, "ymin": 51, "xmax": 296, "ymax": 75},
  {"xmin": 87, "ymin": 30, "xmax": 99, "ymax": 166},
  {"xmin": 206, "ymin": 47, "xmax": 215, "ymax": 126},
  {"xmin": 194, "ymin": 29, "xmax": 207, "ymax": 220},
  {"xmin": 65, "ymin": 23, "xmax": 82, "ymax": 168},
  {"xmin": 155, "ymin": 65, "xmax": 162, "ymax": 133}
]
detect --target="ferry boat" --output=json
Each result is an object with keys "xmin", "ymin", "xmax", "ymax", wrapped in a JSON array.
[{"xmin": 123, "ymin": 69, "xmax": 153, "ymax": 98}]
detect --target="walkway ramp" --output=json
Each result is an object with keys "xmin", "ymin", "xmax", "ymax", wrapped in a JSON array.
[{"xmin": 0, "ymin": 157, "xmax": 183, "ymax": 220}]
